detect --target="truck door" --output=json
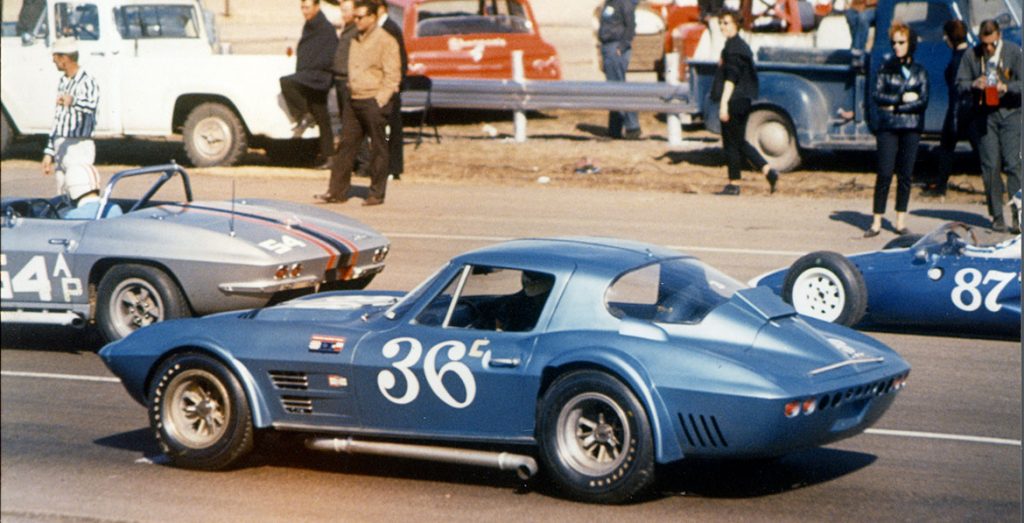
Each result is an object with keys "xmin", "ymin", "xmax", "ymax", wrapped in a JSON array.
[{"xmin": 3, "ymin": 1, "xmax": 56, "ymax": 134}]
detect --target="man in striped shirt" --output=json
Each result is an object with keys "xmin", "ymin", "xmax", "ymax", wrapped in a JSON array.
[{"xmin": 42, "ymin": 37, "xmax": 100, "ymax": 196}]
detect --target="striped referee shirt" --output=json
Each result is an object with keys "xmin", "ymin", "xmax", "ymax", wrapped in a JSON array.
[{"xmin": 44, "ymin": 68, "xmax": 99, "ymax": 157}]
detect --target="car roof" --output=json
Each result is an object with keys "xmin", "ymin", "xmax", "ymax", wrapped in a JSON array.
[{"xmin": 453, "ymin": 237, "xmax": 688, "ymax": 276}]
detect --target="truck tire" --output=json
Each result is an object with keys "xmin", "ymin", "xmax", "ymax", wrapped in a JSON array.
[
  {"xmin": 183, "ymin": 102, "xmax": 247, "ymax": 167},
  {"xmin": 1, "ymin": 109, "xmax": 13, "ymax": 158},
  {"xmin": 746, "ymin": 109, "xmax": 800, "ymax": 173}
]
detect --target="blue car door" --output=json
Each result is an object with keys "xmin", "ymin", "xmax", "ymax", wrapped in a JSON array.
[{"xmin": 352, "ymin": 264, "xmax": 555, "ymax": 443}]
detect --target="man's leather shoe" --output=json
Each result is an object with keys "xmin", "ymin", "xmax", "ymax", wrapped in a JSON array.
[
  {"xmin": 314, "ymin": 193, "xmax": 346, "ymax": 204},
  {"xmin": 716, "ymin": 184, "xmax": 740, "ymax": 196},
  {"xmin": 362, "ymin": 196, "xmax": 384, "ymax": 206}
]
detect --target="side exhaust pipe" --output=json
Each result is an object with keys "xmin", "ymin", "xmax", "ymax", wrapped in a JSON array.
[{"xmin": 305, "ymin": 437, "xmax": 538, "ymax": 480}]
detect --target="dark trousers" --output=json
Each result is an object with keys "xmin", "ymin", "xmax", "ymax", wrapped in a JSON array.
[
  {"xmin": 387, "ymin": 92, "xmax": 404, "ymax": 175},
  {"xmin": 721, "ymin": 102, "xmax": 768, "ymax": 181},
  {"xmin": 280, "ymin": 76, "xmax": 333, "ymax": 158},
  {"xmin": 931, "ymin": 112, "xmax": 975, "ymax": 193},
  {"xmin": 973, "ymin": 109, "xmax": 1022, "ymax": 220},
  {"xmin": 873, "ymin": 130, "xmax": 920, "ymax": 214},
  {"xmin": 329, "ymin": 97, "xmax": 390, "ymax": 201},
  {"xmin": 600, "ymin": 42, "xmax": 639, "ymax": 137}
]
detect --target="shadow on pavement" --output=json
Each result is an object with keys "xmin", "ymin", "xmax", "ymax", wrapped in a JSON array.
[
  {"xmin": 910, "ymin": 208, "xmax": 990, "ymax": 228},
  {"xmin": 95, "ymin": 428, "xmax": 162, "ymax": 456},
  {"xmin": 0, "ymin": 324, "xmax": 105, "ymax": 352}
]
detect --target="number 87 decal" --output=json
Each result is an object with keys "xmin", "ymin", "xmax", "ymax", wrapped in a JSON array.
[
  {"xmin": 377, "ymin": 337, "xmax": 478, "ymax": 409},
  {"xmin": 951, "ymin": 269, "xmax": 1018, "ymax": 313}
]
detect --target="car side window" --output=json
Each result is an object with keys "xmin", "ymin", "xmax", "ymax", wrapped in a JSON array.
[
  {"xmin": 54, "ymin": 2, "xmax": 99, "ymax": 40},
  {"xmin": 607, "ymin": 259, "xmax": 741, "ymax": 325},
  {"xmin": 416, "ymin": 0, "xmax": 533, "ymax": 37},
  {"xmin": 415, "ymin": 265, "xmax": 554, "ymax": 332}
]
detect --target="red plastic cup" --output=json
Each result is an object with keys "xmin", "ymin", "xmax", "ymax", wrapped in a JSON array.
[{"xmin": 985, "ymin": 85, "xmax": 999, "ymax": 106}]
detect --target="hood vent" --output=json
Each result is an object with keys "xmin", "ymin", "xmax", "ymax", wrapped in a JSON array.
[
  {"xmin": 282, "ymin": 396, "xmax": 313, "ymax": 414},
  {"xmin": 678, "ymin": 413, "xmax": 728, "ymax": 448},
  {"xmin": 270, "ymin": 371, "xmax": 309, "ymax": 390}
]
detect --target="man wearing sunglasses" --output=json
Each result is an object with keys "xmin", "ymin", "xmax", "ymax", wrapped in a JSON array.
[{"xmin": 956, "ymin": 19, "xmax": 1022, "ymax": 233}]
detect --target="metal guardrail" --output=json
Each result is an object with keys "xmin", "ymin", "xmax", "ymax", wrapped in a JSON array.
[{"xmin": 401, "ymin": 79, "xmax": 694, "ymax": 113}]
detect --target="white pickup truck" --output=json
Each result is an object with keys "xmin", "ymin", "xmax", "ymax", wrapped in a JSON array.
[{"xmin": 1, "ymin": 0, "xmax": 313, "ymax": 166}]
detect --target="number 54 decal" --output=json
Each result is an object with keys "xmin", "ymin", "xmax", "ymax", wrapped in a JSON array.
[
  {"xmin": 377, "ymin": 337, "xmax": 491, "ymax": 409},
  {"xmin": 951, "ymin": 268, "xmax": 1018, "ymax": 313},
  {"xmin": 0, "ymin": 253, "xmax": 83, "ymax": 302}
]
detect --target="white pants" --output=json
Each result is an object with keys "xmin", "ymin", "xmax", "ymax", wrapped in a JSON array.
[{"xmin": 53, "ymin": 137, "xmax": 96, "ymax": 194}]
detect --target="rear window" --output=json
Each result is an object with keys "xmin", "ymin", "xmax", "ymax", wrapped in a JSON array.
[
  {"xmin": 115, "ymin": 4, "xmax": 199, "ymax": 39},
  {"xmin": 416, "ymin": 0, "xmax": 533, "ymax": 37},
  {"xmin": 606, "ymin": 258, "xmax": 744, "ymax": 325}
]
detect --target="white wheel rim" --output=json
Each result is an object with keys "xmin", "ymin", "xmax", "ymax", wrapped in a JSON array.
[
  {"xmin": 791, "ymin": 267, "xmax": 846, "ymax": 322},
  {"xmin": 192, "ymin": 116, "xmax": 231, "ymax": 159}
]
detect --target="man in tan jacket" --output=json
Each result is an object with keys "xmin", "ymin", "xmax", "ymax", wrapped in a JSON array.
[{"xmin": 317, "ymin": 0, "xmax": 400, "ymax": 206}]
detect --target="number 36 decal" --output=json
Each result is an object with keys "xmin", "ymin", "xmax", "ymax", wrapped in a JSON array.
[
  {"xmin": 951, "ymin": 269, "xmax": 1018, "ymax": 313},
  {"xmin": 377, "ymin": 337, "xmax": 490, "ymax": 409}
]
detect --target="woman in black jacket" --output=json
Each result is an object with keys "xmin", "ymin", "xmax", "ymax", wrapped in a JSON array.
[
  {"xmin": 866, "ymin": 21, "xmax": 929, "ymax": 237},
  {"xmin": 712, "ymin": 9, "xmax": 778, "ymax": 196}
]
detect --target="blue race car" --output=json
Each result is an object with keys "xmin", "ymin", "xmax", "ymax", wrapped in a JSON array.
[
  {"xmin": 99, "ymin": 237, "xmax": 910, "ymax": 503},
  {"xmin": 750, "ymin": 223, "xmax": 1021, "ymax": 338}
]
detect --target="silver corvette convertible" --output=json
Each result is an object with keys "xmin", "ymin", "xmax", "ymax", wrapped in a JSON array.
[{"xmin": 0, "ymin": 164, "xmax": 389, "ymax": 341}]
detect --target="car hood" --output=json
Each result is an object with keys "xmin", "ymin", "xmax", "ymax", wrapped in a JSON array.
[{"xmin": 245, "ymin": 290, "xmax": 405, "ymax": 324}]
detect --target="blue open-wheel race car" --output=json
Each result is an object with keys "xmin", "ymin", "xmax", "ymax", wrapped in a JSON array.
[{"xmin": 99, "ymin": 237, "xmax": 910, "ymax": 503}]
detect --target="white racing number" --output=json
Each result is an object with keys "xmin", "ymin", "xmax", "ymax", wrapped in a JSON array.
[
  {"xmin": 377, "ymin": 337, "xmax": 487, "ymax": 409},
  {"xmin": 951, "ymin": 268, "xmax": 1018, "ymax": 312},
  {"xmin": 258, "ymin": 235, "xmax": 307, "ymax": 255},
  {"xmin": 0, "ymin": 253, "xmax": 83, "ymax": 302}
]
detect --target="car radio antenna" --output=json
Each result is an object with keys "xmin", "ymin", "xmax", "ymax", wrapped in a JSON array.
[{"xmin": 230, "ymin": 178, "xmax": 237, "ymax": 237}]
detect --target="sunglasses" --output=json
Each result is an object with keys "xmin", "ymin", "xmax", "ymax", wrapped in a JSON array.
[
  {"xmin": 891, "ymin": 40, "xmax": 908, "ymax": 45},
  {"xmin": 354, "ymin": 13, "xmax": 373, "ymax": 20}
]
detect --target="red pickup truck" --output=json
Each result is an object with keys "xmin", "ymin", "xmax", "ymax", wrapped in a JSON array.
[{"xmin": 387, "ymin": 0, "xmax": 561, "ymax": 80}]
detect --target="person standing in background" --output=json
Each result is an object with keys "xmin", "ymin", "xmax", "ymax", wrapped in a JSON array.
[
  {"xmin": 316, "ymin": 0, "xmax": 400, "ymax": 206},
  {"xmin": 598, "ymin": 0, "xmax": 641, "ymax": 140},
  {"xmin": 923, "ymin": 20, "xmax": 973, "ymax": 199},
  {"xmin": 956, "ymin": 20, "xmax": 1022, "ymax": 233},
  {"xmin": 280, "ymin": 0, "xmax": 338, "ymax": 169},
  {"xmin": 376, "ymin": 0, "xmax": 407, "ymax": 180},
  {"xmin": 42, "ymin": 38, "xmax": 99, "ymax": 194},
  {"xmin": 332, "ymin": 0, "xmax": 358, "ymax": 130},
  {"xmin": 845, "ymin": 0, "xmax": 877, "ymax": 59},
  {"xmin": 865, "ymin": 21, "xmax": 928, "ymax": 238},
  {"xmin": 712, "ymin": 9, "xmax": 778, "ymax": 196}
]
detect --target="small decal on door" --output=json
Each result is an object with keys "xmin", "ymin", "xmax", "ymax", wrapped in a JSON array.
[{"xmin": 309, "ymin": 334, "xmax": 346, "ymax": 353}]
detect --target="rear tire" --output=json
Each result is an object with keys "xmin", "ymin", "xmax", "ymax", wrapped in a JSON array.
[
  {"xmin": 1, "ymin": 109, "xmax": 13, "ymax": 158},
  {"xmin": 149, "ymin": 353, "xmax": 254, "ymax": 470},
  {"xmin": 96, "ymin": 264, "xmax": 190, "ymax": 341},
  {"xmin": 745, "ymin": 109, "xmax": 800, "ymax": 173},
  {"xmin": 883, "ymin": 234, "xmax": 923, "ymax": 250},
  {"xmin": 782, "ymin": 251, "xmax": 867, "ymax": 326},
  {"xmin": 183, "ymin": 102, "xmax": 247, "ymax": 167},
  {"xmin": 538, "ymin": 371, "xmax": 654, "ymax": 504}
]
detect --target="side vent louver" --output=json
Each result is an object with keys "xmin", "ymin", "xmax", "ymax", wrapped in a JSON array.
[
  {"xmin": 281, "ymin": 396, "xmax": 313, "ymax": 414},
  {"xmin": 269, "ymin": 371, "xmax": 309, "ymax": 390},
  {"xmin": 678, "ymin": 413, "xmax": 728, "ymax": 448}
]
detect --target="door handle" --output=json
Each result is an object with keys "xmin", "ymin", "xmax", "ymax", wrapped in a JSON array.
[
  {"xmin": 90, "ymin": 51, "xmax": 105, "ymax": 56},
  {"xmin": 489, "ymin": 357, "xmax": 520, "ymax": 368},
  {"xmin": 48, "ymin": 238, "xmax": 70, "ymax": 246}
]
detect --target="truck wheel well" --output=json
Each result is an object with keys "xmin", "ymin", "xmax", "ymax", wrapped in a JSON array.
[{"xmin": 172, "ymin": 95, "xmax": 249, "ymax": 136}]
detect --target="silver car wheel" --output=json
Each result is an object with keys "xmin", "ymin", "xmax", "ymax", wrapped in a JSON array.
[
  {"xmin": 555, "ymin": 392, "xmax": 631, "ymax": 477},
  {"xmin": 163, "ymin": 368, "xmax": 231, "ymax": 450},
  {"xmin": 791, "ymin": 267, "xmax": 845, "ymax": 322},
  {"xmin": 109, "ymin": 277, "xmax": 165, "ymax": 338}
]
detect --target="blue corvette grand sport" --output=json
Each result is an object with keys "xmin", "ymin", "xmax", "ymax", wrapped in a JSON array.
[
  {"xmin": 100, "ymin": 237, "xmax": 910, "ymax": 503},
  {"xmin": 751, "ymin": 223, "xmax": 1021, "ymax": 339}
]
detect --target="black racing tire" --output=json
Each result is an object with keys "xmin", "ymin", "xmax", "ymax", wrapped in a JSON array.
[
  {"xmin": 1, "ymin": 108, "xmax": 13, "ymax": 158},
  {"xmin": 782, "ymin": 251, "xmax": 867, "ymax": 326},
  {"xmin": 538, "ymin": 370, "xmax": 655, "ymax": 504},
  {"xmin": 149, "ymin": 353, "xmax": 254, "ymax": 470},
  {"xmin": 96, "ymin": 264, "xmax": 191, "ymax": 341},
  {"xmin": 745, "ymin": 108, "xmax": 801, "ymax": 173},
  {"xmin": 183, "ymin": 102, "xmax": 248, "ymax": 167},
  {"xmin": 883, "ymin": 233, "xmax": 924, "ymax": 250}
]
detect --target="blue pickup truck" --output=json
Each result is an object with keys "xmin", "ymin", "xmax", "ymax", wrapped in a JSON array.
[{"xmin": 687, "ymin": 0, "xmax": 1022, "ymax": 172}]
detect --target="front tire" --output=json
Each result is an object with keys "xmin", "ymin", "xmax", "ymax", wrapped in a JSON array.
[
  {"xmin": 183, "ymin": 102, "xmax": 247, "ymax": 167},
  {"xmin": 883, "ymin": 233, "xmax": 923, "ymax": 250},
  {"xmin": 782, "ymin": 251, "xmax": 867, "ymax": 326},
  {"xmin": 745, "ymin": 108, "xmax": 800, "ymax": 173},
  {"xmin": 96, "ymin": 264, "xmax": 190, "ymax": 341},
  {"xmin": 1, "ymin": 108, "xmax": 13, "ymax": 158},
  {"xmin": 149, "ymin": 353, "xmax": 254, "ymax": 470},
  {"xmin": 538, "ymin": 371, "xmax": 654, "ymax": 504}
]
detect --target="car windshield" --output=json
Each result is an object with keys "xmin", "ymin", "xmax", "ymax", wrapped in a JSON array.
[
  {"xmin": 605, "ymin": 257, "xmax": 745, "ymax": 325},
  {"xmin": 911, "ymin": 222, "xmax": 979, "ymax": 251},
  {"xmin": 385, "ymin": 263, "xmax": 451, "ymax": 320}
]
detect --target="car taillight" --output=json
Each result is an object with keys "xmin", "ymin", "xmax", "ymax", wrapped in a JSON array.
[
  {"xmin": 802, "ymin": 398, "xmax": 817, "ymax": 415},
  {"xmin": 289, "ymin": 263, "xmax": 302, "ymax": 278},
  {"xmin": 274, "ymin": 265, "xmax": 288, "ymax": 279},
  {"xmin": 784, "ymin": 401, "xmax": 801, "ymax": 418}
]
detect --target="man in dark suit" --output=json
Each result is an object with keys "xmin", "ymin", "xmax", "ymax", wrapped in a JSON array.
[
  {"xmin": 280, "ymin": 0, "xmax": 339, "ymax": 168},
  {"xmin": 376, "ymin": 0, "xmax": 407, "ymax": 179}
]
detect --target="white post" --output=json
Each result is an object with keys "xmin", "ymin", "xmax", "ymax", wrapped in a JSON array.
[
  {"xmin": 512, "ymin": 50, "xmax": 527, "ymax": 143},
  {"xmin": 665, "ymin": 52, "xmax": 682, "ymax": 146}
]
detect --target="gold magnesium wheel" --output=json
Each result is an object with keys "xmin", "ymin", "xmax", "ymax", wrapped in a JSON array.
[{"xmin": 162, "ymin": 368, "xmax": 231, "ymax": 450}]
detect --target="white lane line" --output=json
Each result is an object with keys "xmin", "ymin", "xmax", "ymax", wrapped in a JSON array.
[
  {"xmin": 1, "ymin": 370, "xmax": 120, "ymax": 383},
  {"xmin": 386, "ymin": 232, "xmax": 804, "ymax": 257},
  {"xmin": 866, "ymin": 428, "xmax": 1021, "ymax": 447},
  {"xmin": 6, "ymin": 370, "xmax": 1019, "ymax": 447}
]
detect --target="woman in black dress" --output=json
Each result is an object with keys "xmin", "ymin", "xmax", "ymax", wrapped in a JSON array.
[
  {"xmin": 865, "ymin": 20, "xmax": 929, "ymax": 237},
  {"xmin": 712, "ymin": 9, "xmax": 778, "ymax": 196}
]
